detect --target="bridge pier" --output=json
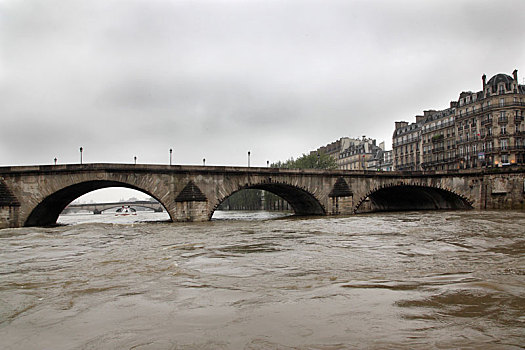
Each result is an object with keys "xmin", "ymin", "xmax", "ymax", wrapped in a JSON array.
[
  {"xmin": 0, "ymin": 205, "xmax": 20, "ymax": 229},
  {"xmin": 173, "ymin": 180, "xmax": 208, "ymax": 222},
  {"xmin": 172, "ymin": 201, "xmax": 208, "ymax": 222}
]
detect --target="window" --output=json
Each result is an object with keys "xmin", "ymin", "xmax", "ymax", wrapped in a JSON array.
[
  {"xmin": 501, "ymin": 125, "xmax": 507, "ymax": 135},
  {"xmin": 501, "ymin": 154, "xmax": 509, "ymax": 164},
  {"xmin": 501, "ymin": 139, "xmax": 508, "ymax": 150}
]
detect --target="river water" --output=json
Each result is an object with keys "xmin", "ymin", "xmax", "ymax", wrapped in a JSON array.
[{"xmin": 1, "ymin": 210, "xmax": 524, "ymax": 349}]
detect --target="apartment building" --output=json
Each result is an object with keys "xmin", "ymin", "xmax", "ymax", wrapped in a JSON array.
[
  {"xmin": 312, "ymin": 137, "xmax": 389, "ymax": 171},
  {"xmin": 421, "ymin": 107, "xmax": 456, "ymax": 171},
  {"xmin": 393, "ymin": 69, "xmax": 525, "ymax": 171},
  {"xmin": 337, "ymin": 138, "xmax": 384, "ymax": 170},
  {"xmin": 392, "ymin": 119, "xmax": 423, "ymax": 171}
]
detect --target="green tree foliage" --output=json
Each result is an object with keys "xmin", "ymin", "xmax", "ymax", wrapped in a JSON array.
[
  {"xmin": 219, "ymin": 189, "xmax": 262, "ymax": 210},
  {"xmin": 271, "ymin": 152, "xmax": 337, "ymax": 170}
]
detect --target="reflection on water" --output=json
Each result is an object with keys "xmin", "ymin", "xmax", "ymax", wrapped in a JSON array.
[{"xmin": 1, "ymin": 210, "xmax": 524, "ymax": 349}]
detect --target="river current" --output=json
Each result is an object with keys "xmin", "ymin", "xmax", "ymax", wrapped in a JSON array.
[{"xmin": 1, "ymin": 210, "xmax": 524, "ymax": 349}]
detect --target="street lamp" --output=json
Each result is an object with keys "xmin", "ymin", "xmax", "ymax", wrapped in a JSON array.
[
  {"xmin": 54, "ymin": 157, "xmax": 57, "ymax": 165},
  {"xmin": 169, "ymin": 148, "xmax": 173, "ymax": 166},
  {"xmin": 248, "ymin": 151, "xmax": 251, "ymax": 167},
  {"xmin": 203, "ymin": 158, "xmax": 206, "ymax": 166},
  {"xmin": 134, "ymin": 156, "xmax": 137, "ymax": 165},
  {"xmin": 267, "ymin": 160, "xmax": 269, "ymax": 168},
  {"xmin": 79, "ymin": 147, "xmax": 83, "ymax": 164}
]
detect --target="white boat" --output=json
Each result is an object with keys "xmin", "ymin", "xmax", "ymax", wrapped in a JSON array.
[{"xmin": 115, "ymin": 205, "xmax": 137, "ymax": 216}]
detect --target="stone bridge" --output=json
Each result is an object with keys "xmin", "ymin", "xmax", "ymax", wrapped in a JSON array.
[
  {"xmin": 64, "ymin": 200, "xmax": 164, "ymax": 214},
  {"xmin": 1, "ymin": 163, "xmax": 524, "ymax": 228}
]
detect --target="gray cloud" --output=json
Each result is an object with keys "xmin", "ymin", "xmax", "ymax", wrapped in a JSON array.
[{"xmin": 1, "ymin": 0, "xmax": 525, "ymax": 168}]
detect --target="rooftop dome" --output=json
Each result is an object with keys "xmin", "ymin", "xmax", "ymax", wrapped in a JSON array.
[{"xmin": 486, "ymin": 73, "xmax": 514, "ymax": 87}]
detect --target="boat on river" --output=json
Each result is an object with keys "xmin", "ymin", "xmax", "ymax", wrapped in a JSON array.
[{"xmin": 115, "ymin": 205, "xmax": 137, "ymax": 216}]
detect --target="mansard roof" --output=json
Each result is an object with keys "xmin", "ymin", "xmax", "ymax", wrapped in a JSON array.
[{"xmin": 487, "ymin": 73, "xmax": 514, "ymax": 87}]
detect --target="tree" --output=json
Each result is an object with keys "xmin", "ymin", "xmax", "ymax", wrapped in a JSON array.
[{"xmin": 271, "ymin": 152, "xmax": 337, "ymax": 170}]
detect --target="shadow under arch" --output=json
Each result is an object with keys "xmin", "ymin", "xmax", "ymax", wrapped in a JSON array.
[
  {"xmin": 354, "ymin": 185, "xmax": 473, "ymax": 213},
  {"xmin": 211, "ymin": 182, "xmax": 326, "ymax": 219},
  {"xmin": 25, "ymin": 180, "xmax": 171, "ymax": 227}
]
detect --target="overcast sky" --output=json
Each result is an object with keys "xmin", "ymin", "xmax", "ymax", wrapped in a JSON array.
[{"xmin": 2, "ymin": 0, "xmax": 525, "ymax": 170}]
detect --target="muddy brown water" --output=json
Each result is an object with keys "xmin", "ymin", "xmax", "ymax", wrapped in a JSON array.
[{"xmin": 1, "ymin": 210, "xmax": 524, "ymax": 349}]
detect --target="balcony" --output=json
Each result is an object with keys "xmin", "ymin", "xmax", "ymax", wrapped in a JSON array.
[
  {"xmin": 481, "ymin": 118, "xmax": 493, "ymax": 126},
  {"xmin": 456, "ymin": 101, "xmax": 525, "ymax": 121},
  {"xmin": 431, "ymin": 134, "xmax": 444, "ymax": 143},
  {"xmin": 498, "ymin": 117, "xmax": 509, "ymax": 124},
  {"xmin": 422, "ymin": 121, "xmax": 455, "ymax": 133},
  {"xmin": 393, "ymin": 137, "xmax": 421, "ymax": 148}
]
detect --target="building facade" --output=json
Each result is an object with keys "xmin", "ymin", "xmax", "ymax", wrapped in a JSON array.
[
  {"xmin": 312, "ymin": 137, "xmax": 389, "ymax": 171},
  {"xmin": 393, "ymin": 69, "xmax": 525, "ymax": 171},
  {"xmin": 337, "ymin": 137, "xmax": 384, "ymax": 170},
  {"xmin": 392, "ymin": 119, "xmax": 423, "ymax": 171},
  {"xmin": 421, "ymin": 107, "xmax": 457, "ymax": 171}
]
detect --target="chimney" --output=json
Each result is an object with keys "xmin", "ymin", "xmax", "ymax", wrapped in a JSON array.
[
  {"xmin": 482, "ymin": 74, "xmax": 486, "ymax": 90},
  {"xmin": 513, "ymin": 69, "xmax": 518, "ymax": 82},
  {"xmin": 395, "ymin": 121, "xmax": 408, "ymax": 130},
  {"xmin": 415, "ymin": 115, "xmax": 425, "ymax": 123}
]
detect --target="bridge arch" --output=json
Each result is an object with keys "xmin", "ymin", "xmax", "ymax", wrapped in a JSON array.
[
  {"xmin": 25, "ymin": 180, "xmax": 171, "ymax": 227},
  {"xmin": 210, "ymin": 181, "xmax": 326, "ymax": 219},
  {"xmin": 353, "ymin": 184, "xmax": 473, "ymax": 213}
]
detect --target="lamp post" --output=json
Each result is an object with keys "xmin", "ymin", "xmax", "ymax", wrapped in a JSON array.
[
  {"xmin": 169, "ymin": 148, "xmax": 173, "ymax": 166},
  {"xmin": 203, "ymin": 158, "xmax": 206, "ymax": 166},
  {"xmin": 134, "ymin": 156, "xmax": 137, "ymax": 165},
  {"xmin": 248, "ymin": 151, "xmax": 251, "ymax": 167},
  {"xmin": 267, "ymin": 160, "xmax": 269, "ymax": 168},
  {"xmin": 79, "ymin": 147, "xmax": 83, "ymax": 164},
  {"xmin": 54, "ymin": 157, "xmax": 57, "ymax": 165}
]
